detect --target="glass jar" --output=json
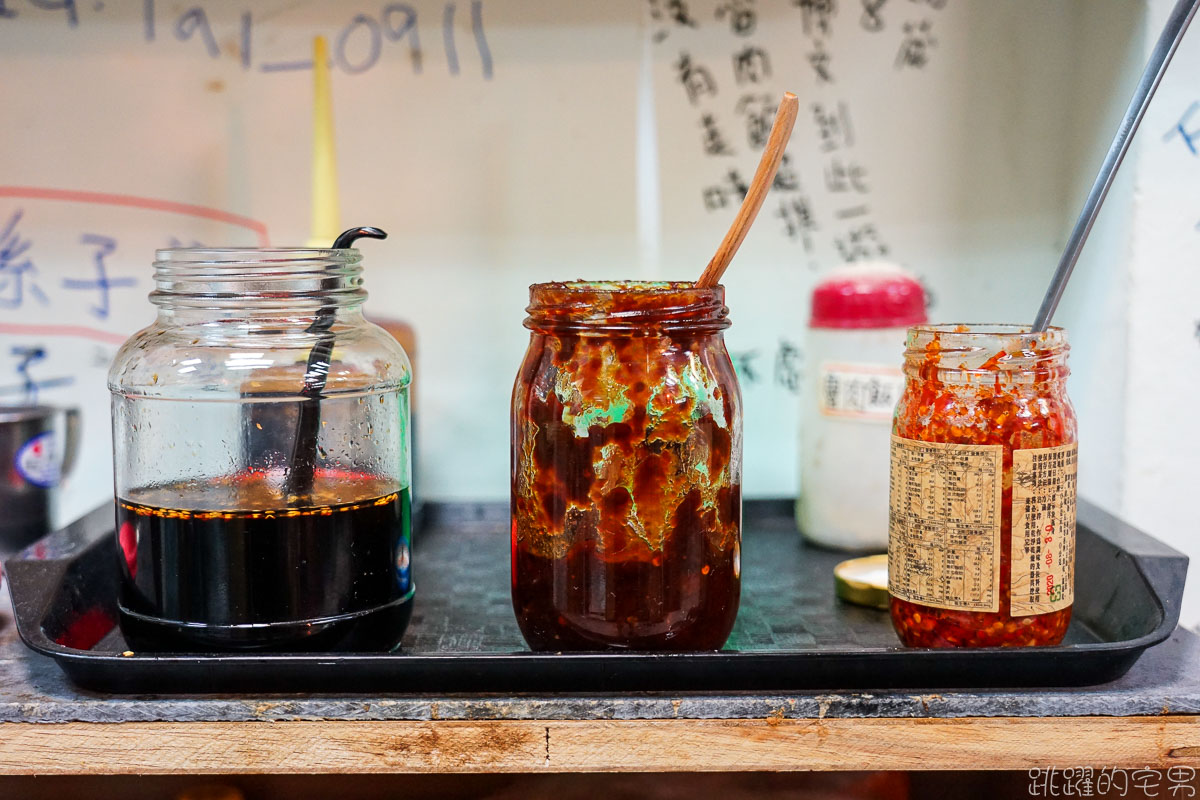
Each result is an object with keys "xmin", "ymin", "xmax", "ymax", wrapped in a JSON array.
[
  {"xmin": 511, "ymin": 281, "xmax": 742, "ymax": 651},
  {"xmin": 888, "ymin": 324, "xmax": 1077, "ymax": 647},
  {"xmin": 796, "ymin": 262, "xmax": 926, "ymax": 551},
  {"xmin": 109, "ymin": 248, "xmax": 413, "ymax": 652}
]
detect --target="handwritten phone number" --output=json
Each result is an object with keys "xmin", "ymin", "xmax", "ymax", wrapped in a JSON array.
[{"xmin": 0, "ymin": 0, "xmax": 493, "ymax": 79}]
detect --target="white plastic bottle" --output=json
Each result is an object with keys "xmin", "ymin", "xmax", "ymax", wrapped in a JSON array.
[{"xmin": 796, "ymin": 262, "xmax": 927, "ymax": 551}]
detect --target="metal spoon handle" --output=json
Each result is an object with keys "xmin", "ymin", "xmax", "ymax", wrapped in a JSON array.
[{"xmin": 1033, "ymin": 0, "xmax": 1200, "ymax": 331}]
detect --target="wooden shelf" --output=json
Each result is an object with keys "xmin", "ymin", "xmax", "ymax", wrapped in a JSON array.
[{"xmin": 1, "ymin": 716, "xmax": 1199, "ymax": 774}]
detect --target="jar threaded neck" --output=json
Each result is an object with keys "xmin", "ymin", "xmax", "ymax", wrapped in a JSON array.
[
  {"xmin": 150, "ymin": 248, "xmax": 366, "ymax": 310},
  {"xmin": 903, "ymin": 323, "xmax": 1069, "ymax": 382},
  {"xmin": 525, "ymin": 281, "xmax": 730, "ymax": 335}
]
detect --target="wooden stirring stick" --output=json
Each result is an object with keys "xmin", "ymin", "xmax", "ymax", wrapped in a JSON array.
[
  {"xmin": 308, "ymin": 35, "xmax": 341, "ymax": 248},
  {"xmin": 696, "ymin": 92, "xmax": 799, "ymax": 288}
]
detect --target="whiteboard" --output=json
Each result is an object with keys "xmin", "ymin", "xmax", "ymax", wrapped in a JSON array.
[{"xmin": 0, "ymin": 0, "xmax": 1143, "ymax": 529}]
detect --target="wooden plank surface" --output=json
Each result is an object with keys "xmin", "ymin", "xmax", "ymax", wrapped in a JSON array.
[{"xmin": 2, "ymin": 717, "xmax": 1199, "ymax": 775}]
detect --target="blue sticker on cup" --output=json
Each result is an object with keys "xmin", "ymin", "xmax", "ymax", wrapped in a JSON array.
[{"xmin": 15, "ymin": 431, "xmax": 62, "ymax": 488}]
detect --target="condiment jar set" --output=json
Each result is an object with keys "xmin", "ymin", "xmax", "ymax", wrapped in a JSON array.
[{"xmin": 108, "ymin": 246, "xmax": 1076, "ymax": 653}]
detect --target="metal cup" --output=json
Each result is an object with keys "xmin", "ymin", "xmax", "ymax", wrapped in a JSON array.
[{"xmin": 0, "ymin": 406, "xmax": 80, "ymax": 555}]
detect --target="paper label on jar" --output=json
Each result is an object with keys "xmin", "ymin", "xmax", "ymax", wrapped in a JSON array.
[
  {"xmin": 888, "ymin": 436, "xmax": 1003, "ymax": 613},
  {"xmin": 818, "ymin": 362, "xmax": 904, "ymax": 422},
  {"xmin": 1009, "ymin": 443, "xmax": 1077, "ymax": 617}
]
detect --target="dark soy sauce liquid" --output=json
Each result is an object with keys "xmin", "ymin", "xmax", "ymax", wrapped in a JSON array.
[{"xmin": 116, "ymin": 472, "xmax": 413, "ymax": 652}]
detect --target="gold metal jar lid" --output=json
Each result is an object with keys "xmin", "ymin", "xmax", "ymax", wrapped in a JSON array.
[{"xmin": 834, "ymin": 554, "xmax": 889, "ymax": 610}]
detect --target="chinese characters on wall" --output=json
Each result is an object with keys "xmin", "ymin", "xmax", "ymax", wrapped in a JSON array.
[{"xmin": 656, "ymin": 0, "xmax": 946, "ymax": 266}]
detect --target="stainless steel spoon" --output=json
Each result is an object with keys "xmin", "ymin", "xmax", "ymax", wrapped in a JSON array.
[{"xmin": 1033, "ymin": 0, "xmax": 1200, "ymax": 331}]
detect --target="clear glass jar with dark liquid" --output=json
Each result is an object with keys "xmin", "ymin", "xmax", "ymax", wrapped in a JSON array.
[{"xmin": 109, "ymin": 247, "xmax": 414, "ymax": 651}]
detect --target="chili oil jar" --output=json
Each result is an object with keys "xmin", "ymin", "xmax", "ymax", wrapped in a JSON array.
[
  {"xmin": 109, "ymin": 247, "xmax": 414, "ymax": 652},
  {"xmin": 511, "ymin": 281, "xmax": 742, "ymax": 651},
  {"xmin": 888, "ymin": 324, "xmax": 1077, "ymax": 647}
]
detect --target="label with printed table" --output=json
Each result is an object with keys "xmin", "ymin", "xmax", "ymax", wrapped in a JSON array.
[
  {"xmin": 818, "ymin": 362, "xmax": 904, "ymax": 422},
  {"xmin": 888, "ymin": 436, "xmax": 1003, "ymax": 613},
  {"xmin": 1010, "ymin": 443, "xmax": 1077, "ymax": 617}
]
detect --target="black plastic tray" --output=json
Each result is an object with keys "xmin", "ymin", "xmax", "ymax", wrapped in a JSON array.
[{"xmin": 4, "ymin": 499, "xmax": 1187, "ymax": 694}]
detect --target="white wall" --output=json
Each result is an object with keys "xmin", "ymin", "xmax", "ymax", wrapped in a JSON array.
[
  {"xmin": 1049, "ymin": 0, "xmax": 1200, "ymax": 628},
  {"xmin": 0, "ymin": 0, "xmax": 646, "ymax": 518},
  {"xmin": 1111, "ymin": 0, "xmax": 1200, "ymax": 627},
  {"xmin": 1053, "ymin": 1, "xmax": 1145, "ymax": 515}
]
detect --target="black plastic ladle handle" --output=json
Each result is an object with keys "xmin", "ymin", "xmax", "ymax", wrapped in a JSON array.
[
  {"xmin": 302, "ymin": 226, "xmax": 389, "ymax": 396},
  {"xmin": 285, "ymin": 226, "xmax": 389, "ymax": 502},
  {"xmin": 332, "ymin": 226, "xmax": 388, "ymax": 250}
]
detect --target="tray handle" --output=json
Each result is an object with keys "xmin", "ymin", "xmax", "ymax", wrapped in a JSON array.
[{"xmin": 1078, "ymin": 499, "xmax": 1188, "ymax": 637}]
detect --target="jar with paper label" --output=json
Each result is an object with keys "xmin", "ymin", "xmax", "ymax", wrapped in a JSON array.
[
  {"xmin": 888, "ymin": 324, "xmax": 1077, "ymax": 648},
  {"xmin": 797, "ymin": 262, "xmax": 926, "ymax": 550}
]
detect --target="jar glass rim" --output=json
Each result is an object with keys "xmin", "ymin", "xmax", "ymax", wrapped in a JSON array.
[
  {"xmin": 906, "ymin": 323, "xmax": 1068, "ymax": 348},
  {"xmin": 526, "ymin": 280, "xmax": 729, "ymax": 334},
  {"xmin": 150, "ymin": 248, "xmax": 366, "ymax": 309},
  {"xmin": 904, "ymin": 322, "xmax": 1069, "ymax": 376},
  {"xmin": 529, "ymin": 280, "xmax": 720, "ymax": 295},
  {"xmin": 156, "ymin": 247, "xmax": 359, "ymax": 263},
  {"xmin": 908, "ymin": 322, "xmax": 1066, "ymax": 335}
]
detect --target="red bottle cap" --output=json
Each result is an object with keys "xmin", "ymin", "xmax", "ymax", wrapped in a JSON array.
[{"xmin": 809, "ymin": 262, "xmax": 928, "ymax": 329}]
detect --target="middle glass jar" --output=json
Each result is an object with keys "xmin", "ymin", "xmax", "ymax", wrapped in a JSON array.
[{"xmin": 511, "ymin": 281, "xmax": 743, "ymax": 651}]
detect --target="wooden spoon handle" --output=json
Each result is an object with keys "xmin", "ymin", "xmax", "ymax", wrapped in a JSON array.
[{"xmin": 696, "ymin": 92, "xmax": 800, "ymax": 289}]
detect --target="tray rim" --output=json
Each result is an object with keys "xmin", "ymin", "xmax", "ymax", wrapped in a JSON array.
[{"xmin": 4, "ymin": 498, "xmax": 1188, "ymax": 691}]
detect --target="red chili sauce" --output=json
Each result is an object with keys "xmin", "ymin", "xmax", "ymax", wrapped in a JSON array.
[
  {"xmin": 511, "ymin": 282, "xmax": 741, "ymax": 650},
  {"xmin": 891, "ymin": 326, "xmax": 1076, "ymax": 647}
]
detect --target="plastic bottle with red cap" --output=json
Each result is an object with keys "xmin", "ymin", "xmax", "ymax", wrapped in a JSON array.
[{"xmin": 797, "ymin": 262, "xmax": 927, "ymax": 551}]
